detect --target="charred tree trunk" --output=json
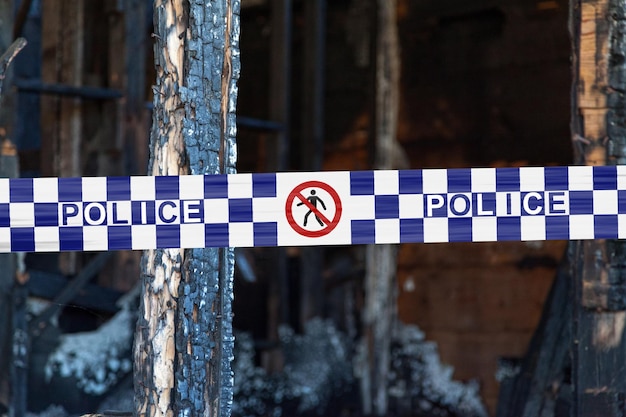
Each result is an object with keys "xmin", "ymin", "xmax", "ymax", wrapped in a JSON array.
[
  {"xmin": 360, "ymin": 0, "xmax": 402, "ymax": 415},
  {"xmin": 570, "ymin": 0, "xmax": 626, "ymax": 415},
  {"xmin": 133, "ymin": 2, "xmax": 239, "ymax": 417}
]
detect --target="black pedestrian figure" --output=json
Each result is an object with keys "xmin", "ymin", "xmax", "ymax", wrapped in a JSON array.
[{"xmin": 298, "ymin": 189, "xmax": 326, "ymax": 226}]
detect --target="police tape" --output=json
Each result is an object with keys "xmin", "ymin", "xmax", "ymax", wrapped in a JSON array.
[{"xmin": 0, "ymin": 165, "xmax": 624, "ymax": 252}]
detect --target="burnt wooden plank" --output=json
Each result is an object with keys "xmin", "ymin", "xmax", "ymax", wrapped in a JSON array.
[
  {"xmin": 29, "ymin": 252, "xmax": 113, "ymax": 338},
  {"xmin": 27, "ymin": 270, "xmax": 122, "ymax": 314},
  {"xmin": 361, "ymin": 0, "xmax": 401, "ymax": 414},
  {"xmin": 263, "ymin": 0, "xmax": 292, "ymax": 371},
  {"xmin": 496, "ymin": 256, "xmax": 572, "ymax": 417},
  {"xmin": 570, "ymin": 0, "xmax": 626, "ymax": 416}
]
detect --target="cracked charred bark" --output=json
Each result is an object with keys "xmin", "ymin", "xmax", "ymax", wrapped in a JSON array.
[
  {"xmin": 133, "ymin": 1, "xmax": 239, "ymax": 417},
  {"xmin": 570, "ymin": 0, "xmax": 626, "ymax": 415}
]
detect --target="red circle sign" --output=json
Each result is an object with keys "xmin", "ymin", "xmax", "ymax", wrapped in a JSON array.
[{"xmin": 285, "ymin": 181, "xmax": 342, "ymax": 238}]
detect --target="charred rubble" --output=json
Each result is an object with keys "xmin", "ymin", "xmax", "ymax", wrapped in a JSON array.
[{"xmin": 21, "ymin": 314, "xmax": 486, "ymax": 417}]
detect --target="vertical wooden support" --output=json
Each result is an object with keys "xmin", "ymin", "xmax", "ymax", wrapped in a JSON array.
[
  {"xmin": 570, "ymin": 0, "xmax": 626, "ymax": 415},
  {"xmin": 0, "ymin": 140, "xmax": 24, "ymax": 417},
  {"xmin": 0, "ymin": 36, "xmax": 27, "ymax": 413},
  {"xmin": 264, "ymin": 0, "xmax": 291, "ymax": 370},
  {"xmin": 40, "ymin": 0, "xmax": 84, "ymax": 275},
  {"xmin": 495, "ymin": 257, "xmax": 573, "ymax": 417},
  {"xmin": 124, "ymin": 0, "xmax": 148, "ymax": 175},
  {"xmin": 360, "ymin": 0, "xmax": 400, "ymax": 415},
  {"xmin": 40, "ymin": 0, "xmax": 84, "ymax": 178},
  {"xmin": 134, "ymin": 1, "xmax": 240, "ymax": 417},
  {"xmin": 299, "ymin": 0, "xmax": 326, "ymax": 328},
  {"xmin": 268, "ymin": 0, "xmax": 291, "ymax": 172}
]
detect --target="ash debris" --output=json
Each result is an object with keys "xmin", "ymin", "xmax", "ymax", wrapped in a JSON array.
[
  {"xmin": 21, "ymin": 319, "xmax": 486, "ymax": 417},
  {"xmin": 232, "ymin": 319, "xmax": 487, "ymax": 417}
]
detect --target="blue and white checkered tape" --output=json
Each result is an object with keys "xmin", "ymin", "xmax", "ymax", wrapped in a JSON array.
[{"xmin": 1, "ymin": 166, "xmax": 625, "ymax": 252}]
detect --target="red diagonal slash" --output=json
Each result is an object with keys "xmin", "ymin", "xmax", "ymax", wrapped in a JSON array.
[
  {"xmin": 286, "ymin": 180, "xmax": 343, "ymax": 238},
  {"xmin": 296, "ymin": 192, "xmax": 332, "ymax": 225}
]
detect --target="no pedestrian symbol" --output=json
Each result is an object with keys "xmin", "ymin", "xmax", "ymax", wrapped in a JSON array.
[{"xmin": 285, "ymin": 181, "xmax": 342, "ymax": 238}]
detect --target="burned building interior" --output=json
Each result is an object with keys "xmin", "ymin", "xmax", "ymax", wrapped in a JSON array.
[{"xmin": 0, "ymin": 0, "xmax": 603, "ymax": 416}]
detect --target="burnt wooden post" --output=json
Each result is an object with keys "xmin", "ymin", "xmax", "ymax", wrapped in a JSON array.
[
  {"xmin": 133, "ymin": 1, "xmax": 239, "ymax": 417},
  {"xmin": 570, "ymin": 0, "xmax": 626, "ymax": 415},
  {"xmin": 264, "ymin": 0, "xmax": 291, "ymax": 371},
  {"xmin": 360, "ymin": 0, "xmax": 401, "ymax": 414},
  {"xmin": 40, "ymin": 0, "xmax": 85, "ymax": 275},
  {"xmin": 299, "ymin": 0, "xmax": 326, "ymax": 329},
  {"xmin": 0, "ymin": 36, "xmax": 27, "ymax": 416}
]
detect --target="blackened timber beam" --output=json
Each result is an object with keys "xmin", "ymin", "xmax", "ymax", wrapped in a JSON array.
[
  {"xmin": 268, "ymin": 0, "xmax": 291, "ymax": 171},
  {"xmin": 299, "ymin": 0, "xmax": 326, "ymax": 328},
  {"xmin": 15, "ymin": 79, "xmax": 123, "ymax": 100},
  {"xmin": 570, "ymin": 1, "xmax": 626, "ymax": 416},
  {"xmin": 301, "ymin": 0, "xmax": 325, "ymax": 172},
  {"xmin": 496, "ymin": 255, "xmax": 572, "ymax": 417},
  {"xmin": 29, "ymin": 251, "xmax": 113, "ymax": 338},
  {"xmin": 0, "ymin": 38, "xmax": 27, "ymax": 100},
  {"xmin": 237, "ymin": 116, "xmax": 283, "ymax": 131},
  {"xmin": 263, "ymin": 0, "xmax": 292, "ymax": 370},
  {"xmin": 27, "ymin": 270, "xmax": 123, "ymax": 314},
  {"xmin": 12, "ymin": 0, "xmax": 33, "ymax": 40}
]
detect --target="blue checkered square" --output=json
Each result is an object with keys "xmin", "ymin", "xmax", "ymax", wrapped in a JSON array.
[
  {"xmin": 59, "ymin": 227, "xmax": 83, "ymax": 251},
  {"xmin": 253, "ymin": 222, "xmax": 277, "ymax": 246},
  {"xmin": 34, "ymin": 203, "xmax": 58, "ymax": 226},
  {"xmin": 449, "ymin": 217, "xmax": 472, "ymax": 242},
  {"xmin": 351, "ymin": 219, "xmax": 375, "ymax": 244},
  {"xmin": 545, "ymin": 167, "xmax": 568, "ymax": 190},
  {"xmin": 205, "ymin": 175, "xmax": 228, "ymax": 199},
  {"xmin": 155, "ymin": 176, "xmax": 179, "ymax": 200},
  {"xmin": 108, "ymin": 226, "xmax": 132, "ymax": 250},
  {"xmin": 399, "ymin": 170, "xmax": 422, "ymax": 194},
  {"xmin": 496, "ymin": 168, "xmax": 520, "ymax": 192},
  {"xmin": 229, "ymin": 199, "xmax": 253, "ymax": 222},
  {"xmin": 448, "ymin": 169, "xmax": 472, "ymax": 193},
  {"xmin": 252, "ymin": 174, "xmax": 276, "ymax": 197},
  {"xmin": 593, "ymin": 166, "xmax": 617, "ymax": 190},
  {"xmin": 350, "ymin": 171, "xmax": 374, "ymax": 195},
  {"xmin": 546, "ymin": 216, "xmax": 569, "ymax": 240},
  {"xmin": 569, "ymin": 191, "xmax": 594, "ymax": 215},
  {"xmin": 0, "ymin": 203, "xmax": 9, "ymax": 227},
  {"xmin": 375, "ymin": 195, "xmax": 399, "ymax": 219},
  {"xmin": 594, "ymin": 215, "xmax": 618, "ymax": 239},
  {"xmin": 205, "ymin": 223, "xmax": 229, "ymax": 247},
  {"xmin": 156, "ymin": 224, "xmax": 180, "ymax": 248},
  {"xmin": 11, "ymin": 228, "xmax": 34, "ymax": 252},
  {"xmin": 107, "ymin": 177, "xmax": 131, "ymax": 200},
  {"xmin": 619, "ymin": 190, "xmax": 626, "ymax": 214},
  {"xmin": 58, "ymin": 178, "xmax": 82, "ymax": 202},
  {"xmin": 10, "ymin": 178, "xmax": 33, "ymax": 202},
  {"xmin": 400, "ymin": 218, "xmax": 423, "ymax": 243},
  {"xmin": 497, "ymin": 217, "xmax": 521, "ymax": 241}
]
